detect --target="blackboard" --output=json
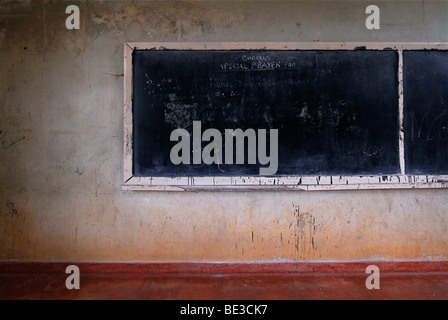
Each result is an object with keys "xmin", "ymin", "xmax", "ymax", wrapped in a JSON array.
[
  {"xmin": 403, "ymin": 51, "xmax": 448, "ymax": 174},
  {"xmin": 132, "ymin": 50, "xmax": 400, "ymax": 177}
]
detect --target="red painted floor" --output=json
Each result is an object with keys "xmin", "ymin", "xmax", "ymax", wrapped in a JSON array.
[{"xmin": 0, "ymin": 273, "xmax": 447, "ymax": 300}]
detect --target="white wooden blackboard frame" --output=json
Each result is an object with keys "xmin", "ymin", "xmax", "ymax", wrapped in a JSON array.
[{"xmin": 123, "ymin": 42, "xmax": 448, "ymax": 191}]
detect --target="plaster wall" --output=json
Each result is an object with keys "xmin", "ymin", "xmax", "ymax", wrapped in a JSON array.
[{"xmin": 0, "ymin": 0, "xmax": 447, "ymax": 262}]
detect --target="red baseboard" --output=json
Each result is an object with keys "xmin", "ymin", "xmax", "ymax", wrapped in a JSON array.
[{"xmin": 0, "ymin": 261, "xmax": 447, "ymax": 276}]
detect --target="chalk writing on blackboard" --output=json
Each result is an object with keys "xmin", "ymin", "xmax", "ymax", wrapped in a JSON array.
[
  {"xmin": 132, "ymin": 50, "xmax": 400, "ymax": 177},
  {"xmin": 410, "ymin": 111, "xmax": 448, "ymax": 142}
]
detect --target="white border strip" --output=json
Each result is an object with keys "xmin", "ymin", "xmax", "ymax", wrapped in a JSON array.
[
  {"xmin": 123, "ymin": 42, "xmax": 448, "ymax": 191},
  {"xmin": 398, "ymin": 50, "xmax": 405, "ymax": 175},
  {"xmin": 123, "ymin": 175, "xmax": 448, "ymax": 191}
]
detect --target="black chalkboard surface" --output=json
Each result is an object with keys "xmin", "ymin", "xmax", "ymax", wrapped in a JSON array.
[
  {"xmin": 133, "ymin": 50, "xmax": 400, "ymax": 177},
  {"xmin": 404, "ymin": 51, "xmax": 448, "ymax": 174}
]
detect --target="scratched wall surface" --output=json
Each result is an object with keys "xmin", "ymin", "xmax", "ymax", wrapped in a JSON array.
[{"xmin": 0, "ymin": 0, "xmax": 447, "ymax": 262}]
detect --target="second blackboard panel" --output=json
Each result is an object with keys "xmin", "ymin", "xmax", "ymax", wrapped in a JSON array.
[{"xmin": 403, "ymin": 51, "xmax": 448, "ymax": 174}]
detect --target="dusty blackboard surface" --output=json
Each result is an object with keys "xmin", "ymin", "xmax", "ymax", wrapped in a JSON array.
[
  {"xmin": 404, "ymin": 51, "xmax": 448, "ymax": 174},
  {"xmin": 132, "ymin": 50, "xmax": 400, "ymax": 177}
]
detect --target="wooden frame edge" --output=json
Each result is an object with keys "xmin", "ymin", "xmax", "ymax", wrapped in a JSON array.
[
  {"xmin": 126, "ymin": 42, "xmax": 448, "ymax": 51},
  {"xmin": 122, "ymin": 42, "xmax": 448, "ymax": 191},
  {"xmin": 123, "ymin": 43, "xmax": 134, "ymax": 183}
]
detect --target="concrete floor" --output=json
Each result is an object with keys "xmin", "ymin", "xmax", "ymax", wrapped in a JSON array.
[{"xmin": 1, "ymin": 273, "xmax": 447, "ymax": 300}]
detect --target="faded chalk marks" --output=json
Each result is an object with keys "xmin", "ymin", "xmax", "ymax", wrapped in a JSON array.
[
  {"xmin": 0, "ymin": 201, "xmax": 18, "ymax": 218},
  {"xmin": 0, "ymin": 129, "xmax": 25, "ymax": 151}
]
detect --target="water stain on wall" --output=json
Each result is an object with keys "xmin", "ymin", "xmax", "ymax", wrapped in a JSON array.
[
  {"xmin": 0, "ymin": 0, "xmax": 245, "ymax": 53},
  {"xmin": 291, "ymin": 203, "xmax": 317, "ymax": 260}
]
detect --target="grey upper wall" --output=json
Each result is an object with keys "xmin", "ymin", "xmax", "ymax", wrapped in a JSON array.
[
  {"xmin": 0, "ymin": 0, "xmax": 447, "ymax": 262},
  {"xmin": 1, "ymin": 1, "xmax": 448, "ymax": 45}
]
